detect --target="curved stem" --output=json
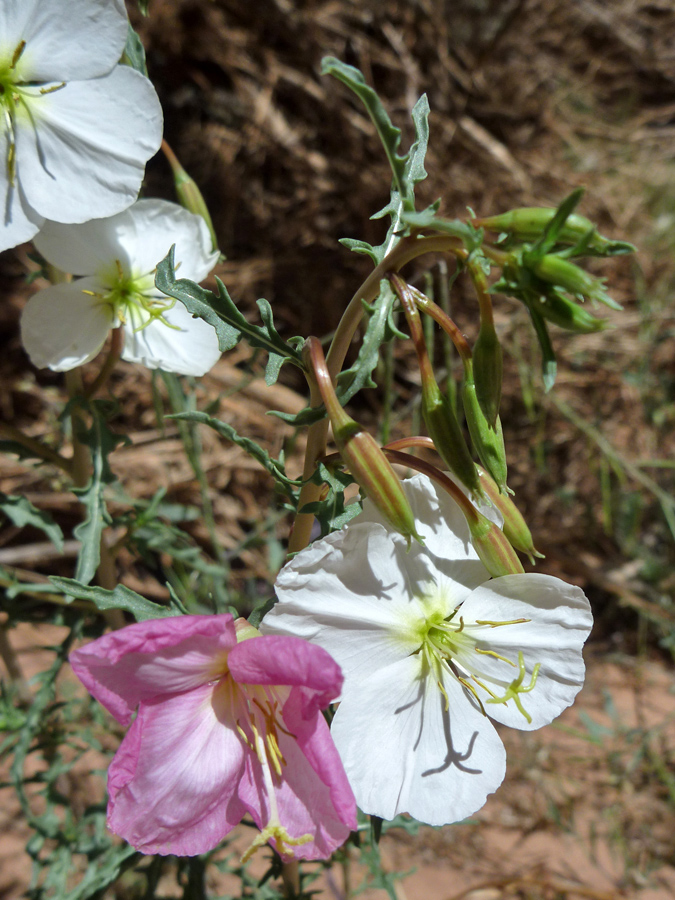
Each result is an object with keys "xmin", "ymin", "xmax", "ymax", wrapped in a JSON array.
[
  {"xmin": 0, "ymin": 421, "xmax": 72, "ymax": 475},
  {"xmin": 85, "ymin": 327, "xmax": 124, "ymax": 399},
  {"xmin": 407, "ymin": 284, "xmax": 472, "ymax": 362}
]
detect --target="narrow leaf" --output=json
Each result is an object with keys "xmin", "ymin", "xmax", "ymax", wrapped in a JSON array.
[
  {"xmin": 0, "ymin": 493, "xmax": 64, "ymax": 551},
  {"xmin": 50, "ymin": 577, "xmax": 176, "ymax": 621}
]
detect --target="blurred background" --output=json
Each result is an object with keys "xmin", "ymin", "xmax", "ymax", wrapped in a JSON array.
[{"xmin": 1, "ymin": 1, "xmax": 674, "ymax": 897}]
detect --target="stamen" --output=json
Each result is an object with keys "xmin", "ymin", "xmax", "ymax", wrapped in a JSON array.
[
  {"xmin": 10, "ymin": 41, "xmax": 26, "ymax": 69},
  {"xmin": 474, "ymin": 647, "xmax": 517, "ymax": 666},
  {"xmin": 485, "ymin": 651, "xmax": 541, "ymax": 724},
  {"xmin": 39, "ymin": 82, "xmax": 66, "ymax": 96},
  {"xmin": 475, "ymin": 618, "xmax": 531, "ymax": 628},
  {"xmin": 457, "ymin": 675, "xmax": 487, "ymax": 716}
]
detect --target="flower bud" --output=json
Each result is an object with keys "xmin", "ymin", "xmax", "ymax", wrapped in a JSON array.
[
  {"xmin": 162, "ymin": 140, "xmax": 218, "ymax": 252},
  {"xmin": 530, "ymin": 291, "xmax": 606, "ymax": 334},
  {"xmin": 468, "ymin": 511, "xmax": 524, "ymax": 577},
  {"xmin": 477, "ymin": 208, "xmax": 635, "ymax": 256},
  {"xmin": 305, "ymin": 337, "xmax": 423, "ymax": 547},
  {"xmin": 422, "ymin": 376, "xmax": 483, "ymax": 498},
  {"xmin": 472, "ymin": 321, "xmax": 503, "ymax": 428},
  {"xmin": 477, "ymin": 467, "xmax": 543, "ymax": 563},
  {"xmin": 462, "ymin": 359, "xmax": 508, "ymax": 492},
  {"xmin": 531, "ymin": 254, "xmax": 620, "ymax": 309}
]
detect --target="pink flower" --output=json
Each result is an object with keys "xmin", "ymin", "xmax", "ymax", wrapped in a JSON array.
[{"xmin": 70, "ymin": 614, "xmax": 357, "ymax": 860}]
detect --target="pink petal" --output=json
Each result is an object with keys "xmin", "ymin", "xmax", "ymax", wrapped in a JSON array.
[
  {"xmin": 107, "ymin": 681, "xmax": 248, "ymax": 856},
  {"xmin": 70, "ymin": 615, "xmax": 236, "ymax": 725},
  {"xmin": 228, "ymin": 634, "xmax": 343, "ymax": 711}
]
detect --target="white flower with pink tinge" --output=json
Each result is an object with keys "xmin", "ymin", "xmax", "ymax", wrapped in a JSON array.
[
  {"xmin": 0, "ymin": 0, "xmax": 163, "ymax": 252},
  {"xmin": 262, "ymin": 473, "xmax": 593, "ymax": 826},
  {"xmin": 21, "ymin": 199, "xmax": 221, "ymax": 376},
  {"xmin": 70, "ymin": 614, "xmax": 357, "ymax": 860}
]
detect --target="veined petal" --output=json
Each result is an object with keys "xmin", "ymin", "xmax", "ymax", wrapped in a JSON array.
[
  {"xmin": 228, "ymin": 635, "xmax": 343, "ymax": 710},
  {"xmin": 107, "ymin": 681, "xmax": 247, "ymax": 856},
  {"xmin": 121, "ymin": 299, "xmax": 221, "ymax": 376},
  {"xmin": 20, "ymin": 277, "xmax": 112, "ymax": 371},
  {"xmin": 332, "ymin": 654, "xmax": 506, "ymax": 825},
  {"xmin": 34, "ymin": 215, "xmax": 134, "ymax": 277},
  {"xmin": 1, "ymin": 0, "xmax": 128, "ymax": 82},
  {"xmin": 115, "ymin": 199, "xmax": 219, "ymax": 281},
  {"xmin": 237, "ymin": 703, "xmax": 356, "ymax": 862},
  {"xmin": 17, "ymin": 66, "xmax": 162, "ymax": 224},
  {"xmin": 265, "ymin": 523, "xmax": 439, "ymax": 689},
  {"xmin": 0, "ymin": 139, "xmax": 43, "ymax": 251},
  {"xmin": 458, "ymin": 573, "xmax": 593, "ymax": 731},
  {"xmin": 70, "ymin": 614, "xmax": 237, "ymax": 726}
]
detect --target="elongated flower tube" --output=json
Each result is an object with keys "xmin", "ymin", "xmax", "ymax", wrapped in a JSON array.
[
  {"xmin": 527, "ymin": 291, "xmax": 606, "ymax": 334},
  {"xmin": 0, "ymin": 0, "xmax": 163, "ymax": 252},
  {"xmin": 462, "ymin": 357, "xmax": 508, "ymax": 493},
  {"xmin": 476, "ymin": 466, "xmax": 543, "ymax": 563},
  {"xmin": 21, "ymin": 199, "xmax": 220, "ymax": 376},
  {"xmin": 304, "ymin": 336, "xmax": 423, "ymax": 547},
  {"xmin": 162, "ymin": 139, "xmax": 218, "ymax": 252},
  {"xmin": 262, "ymin": 473, "xmax": 593, "ymax": 827},
  {"xmin": 70, "ymin": 614, "xmax": 356, "ymax": 859},
  {"xmin": 529, "ymin": 254, "xmax": 619, "ymax": 309}
]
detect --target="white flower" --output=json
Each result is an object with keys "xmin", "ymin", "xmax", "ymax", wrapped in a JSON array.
[
  {"xmin": 262, "ymin": 474, "xmax": 593, "ymax": 825},
  {"xmin": 21, "ymin": 199, "xmax": 221, "ymax": 376},
  {"xmin": 0, "ymin": 0, "xmax": 163, "ymax": 252}
]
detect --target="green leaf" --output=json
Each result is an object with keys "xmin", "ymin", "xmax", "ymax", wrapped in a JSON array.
[
  {"xmin": 302, "ymin": 463, "xmax": 361, "ymax": 535},
  {"xmin": 0, "ymin": 493, "xmax": 64, "ymax": 551},
  {"xmin": 322, "ymin": 57, "xmax": 408, "ymax": 205},
  {"xmin": 406, "ymin": 93, "xmax": 430, "ymax": 189},
  {"xmin": 71, "ymin": 403, "xmax": 126, "ymax": 585},
  {"xmin": 337, "ymin": 280, "xmax": 398, "ymax": 401},
  {"xmin": 168, "ymin": 411, "xmax": 301, "ymax": 495},
  {"xmin": 50, "ymin": 577, "xmax": 176, "ymax": 621},
  {"xmin": 338, "ymin": 237, "xmax": 381, "ymax": 264},
  {"xmin": 120, "ymin": 23, "xmax": 148, "ymax": 76},
  {"xmin": 155, "ymin": 248, "xmax": 303, "ymax": 374},
  {"xmin": 527, "ymin": 303, "xmax": 557, "ymax": 392},
  {"xmin": 401, "ymin": 208, "xmax": 483, "ymax": 250},
  {"xmin": 248, "ymin": 595, "xmax": 278, "ymax": 628}
]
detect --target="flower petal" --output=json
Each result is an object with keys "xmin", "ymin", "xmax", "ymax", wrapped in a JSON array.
[
  {"xmin": 264, "ymin": 523, "xmax": 439, "ymax": 689},
  {"xmin": 107, "ymin": 681, "xmax": 247, "ymax": 856},
  {"xmin": 458, "ymin": 573, "xmax": 593, "ymax": 730},
  {"xmin": 70, "ymin": 614, "xmax": 237, "ymax": 726},
  {"xmin": 121, "ymin": 298, "xmax": 221, "ymax": 376},
  {"xmin": 228, "ymin": 635, "xmax": 343, "ymax": 710},
  {"xmin": 17, "ymin": 66, "xmax": 162, "ymax": 224},
  {"xmin": 332, "ymin": 654, "xmax": 506, "ymax": 825},
  {"xmin": 33, "ymin": 215, "xmax": 133, "ymax": 277},
  {"xmin": 114, "ymin": 198, "xmax": 219, "ymax": 280},
  {"xmin": 237, "ymin": 703, "xmax": 356, "ymax": 861},
  {"xmin": 3, "ymin": 0, "xmax": 128, "ymax": 82},
  {"xmin": 0, "ymin": 129, "xmax": 43, "ymax": 252},
  {"xmin": 20, "ymin": 277, "xmax": 112, "ymax": 370}
]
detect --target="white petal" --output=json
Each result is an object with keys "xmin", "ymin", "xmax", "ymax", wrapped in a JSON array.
[
  {"xmin": 265, "ymin": 524, "xmax": 439, "ymax": 690},
  {"xmin": 361, "ymin": 472, "xmax": 492, "ymax": 576},
  {"xmin": 34, "ymin": 215, "xmax": 133, "ymax": 277},
  {"xmin": 3, "ymin": 0, "xmax": 128, "ymax": 82},
  {"xmin": 21, "ymin": 277, "xmax": 112, "ymax": 370},
  {"xmin": 458, "ymin": 573, "xmax": 593, "ymax": 731},
  {"xmin": 121, "ymin": 301, "xmax": 221, "ymax": 376},
  {"xmin": 332, "ymin": 654, "xmax": 506, "ymax": 825},
  {"xmin": 115, "ymin": 199, "xmax": 219, "ymax": 280},
  {"xmin": 16, "ymin": 67, "xmax": 162, "ymax": 224},
  {"xmin": 0, "ymin": 135, "xmax": 43, "ymax": 251}
]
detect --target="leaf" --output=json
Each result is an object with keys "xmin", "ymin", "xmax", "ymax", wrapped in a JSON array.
[
  {"xmin": 401, "ymin": 208, "xmax": 483, "ymax": 250},
  {"xmin": 302, "ymin": 463, "xmax": 361, "ymax": 535},
  {"xmin": 71, "ymin": 403, "xmax": 126, "ymax": 585},
  {"xmin": 406, "ymin": 93, "xmax": 430, "ymax": 189},
  {"xmin": 322, "ymin": 57, "xmax": 408, "ymax": 205},
  {"xmin": 169, "ymin": 411, "xmax": 301, "ymax": 495},
  {"xmin": 155, "ymin": 249, "xmax": 303, "ymax": 374},
  {"xmin": 248, "ymin": 595, "xmax": 278, "ymax": 628},
  {"xmin": 338, "ymin": 237, "xmax": 381, "ymax": 264},
  {"xmin": 336, "ymin": 280, "xmax": 398, "ymax": 402},
  {"xmin": 527, "ymin": 303, "xmax": 558, "ymax": 392},
  {"xmin": 0, "ymin": 440, "xmax": 44, "ymax": 462},
  {"xmin": 50, "ymin": 577, "xmax": 177, "ymax": 621},
  {"xmin": 120, "ymin": 23, "xmax": 148, "ymax": 76},
  {"xmin": 0, "ymin": 493, "xmax": 64, "ymax": 551}
]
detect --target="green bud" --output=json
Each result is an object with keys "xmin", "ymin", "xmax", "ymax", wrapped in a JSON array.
[
  {"xmin": 477, "ymin": 467, "xmax": 543, "ymax": 563},
  {"xmin": 529, "ymin": 291, "xmax": 606, "ymax": 334},
  {"xmin": 478, "ymin": 208, "xmax": 635, "ymax": 257},
  {"xmin": 162, "ymin": 140, "xmax": 218, "ymax": 252},
  {"xmin": 531, "ymin": 254, "xmax": 620, "ymax": 309},
  {"xmin": 334, "ymin": 419, "xmax": 424, "ymax": 547},
  {"xmin": 472, "ymin": 321, "xmax": 503, "ymax": 428},
  {"xmin": 462, "ymin": 359, "xmax": 508, "ymax": 492},
  {"xmin": 422, "ymin": 376, "xmax": 482, "ymax": 497},
  {"xmin": 468, "ymin": 512, "xmax": 524, "ymax": 577}
]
